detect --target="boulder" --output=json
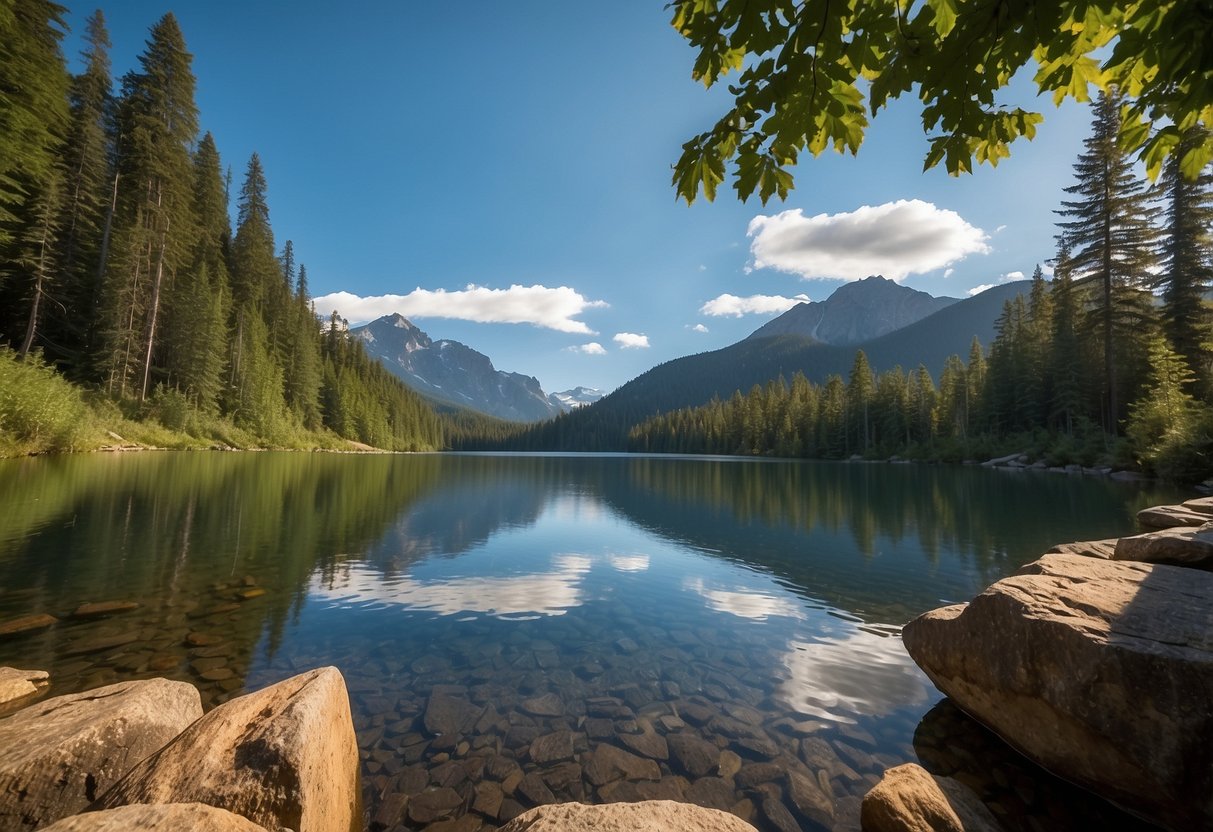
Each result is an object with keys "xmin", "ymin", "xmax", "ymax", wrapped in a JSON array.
[
  {"xmin": 1042, "ymin": 538, "xmax": 1118, "ymax": 559},
  {"xmin": 1136, "ymin": 505, "xmax": 1212, "ymax": 530},
  {"xmin": 903, "ymin": 554, "xmax": 1213, "ymax": 830},
  {"xmin": 1114, "ymin": 524, "xmax": 1213, "ymax": 566},
  {"xmin": 1184, "ymin": 496, "xmax": 1213, "ymax": 515},
  {"xmin": 41, "ymin": 803, "xmax": 269, "ymax": 831},
  {"xmin": 0, "ymin": 666, "xmax": 49, "ymax": 714},
  {"xmin": 93, "ymin": 667, "xmax": 358, "ymax": 832},
  {"xmin": 860, "ymin": 763, "xmax": 1000, "ymax": 832},
  {"xmin": 499, "ymin": 800, "xmax": 757, "ymax": 831},
  {"xmin": 0, "ymin": 678, "xmax": 202, "ymax": 830}
]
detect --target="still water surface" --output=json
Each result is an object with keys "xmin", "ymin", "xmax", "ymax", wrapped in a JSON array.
[{"xmin": 0, "ymin": 452, "xmax": 1183, "ymax": 830}]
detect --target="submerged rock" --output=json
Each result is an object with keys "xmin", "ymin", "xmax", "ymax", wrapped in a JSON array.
[
  {"xmin": 903, "ymin": 554, "xmax": 1213, "ymax": 830},
  {"xmin": 498, "ymin": 799, "xmax": 758, "ymax": 831},
  {"xmin": 860, "ymin": 763, "xmax": 1000, "ymax": 832},
  {"xmin": 72, "ymin": 601, "xmax": 139, "ymax": 619},
  {"xmin": 41, "ymin": 803, "xmax": 269, "ymax": 831},
  {"xmin": 0, "ymin": 678, "xmax": 202, "ymax": 829},
  {"xmin": 0, "ymin": 612, "xmax": 57, "ymax": 637},
  {"xmin": 93, "ymin": 666, "xmax": 358, "ymax": 832}
]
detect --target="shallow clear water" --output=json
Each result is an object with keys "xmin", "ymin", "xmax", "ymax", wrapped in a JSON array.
[{"xmin": 0, "ymin": 452, "xmax": 1183, "ymax": 830}]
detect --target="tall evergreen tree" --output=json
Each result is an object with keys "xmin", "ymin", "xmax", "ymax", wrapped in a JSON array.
[
  {"xmin": 96, "ymin": 13, "xmax": 198, "ymax": 400},
  {"xmin": 46, "ymin": 9, "xmax": 112, "ymax": 366},
  {"xmin": 1157, "ymin": 126, "xmax": 1213, "ymax": 397},
  {"xmin": 1056, "ymin": 90, "xmax": 1160, "ymax": 433},
  {"xmin": 227, "ymin": 153, "xmax": 288, "ymax": 431},
  {"xmin": 1048, "ymin": 238, "xmax": 1085, "ymax": 434},
  {"xmin": 846, "ymin": 350, "xmax": 874, "ymax": 453},
  {"xmin": 162, "ymin": 132, "xmax": 229, "ymax": 412},
  {"xmin": 0, "ymin": 0, "xmax": 69, "ymax": 250}
]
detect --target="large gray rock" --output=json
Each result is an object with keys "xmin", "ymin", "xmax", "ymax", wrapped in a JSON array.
[
  {"xmin": 1136, "ymin": 505, "xmax": 1212, "ymax": 530},
  {"xmin": 41, "ymin": 803, "xmax": 269, "ymax": 831},
  {"xmin": 1042, "ymin": 538, "xmax": 1117, "ymax": 559},
  {"xmin": 93, "ymin": 667, "xmax": 358, "ymax": 832},
  {"xmin": 1184, "ymin": 496, "xmax": 1213, "ymax": 515},
  {"xmin": 0, "ymin": 666, "xmax": 49, "ymax": 715},
  {"xmin": 0, "ymin": 678, "xmax": 202, "ymax": 829},
  {"xmin": 499, "ymin": 800, "xmax": 758, "ymax": 831},
  {"xmin": 903, "ymin": 554, "xmax": 1213, "ymax": 831},
  {"xmin": 860, "ymin": 763, "xmax": 1000, "ymax": 832},
  {"xmin": 1114, "ymin": 524, "xmax": 1213, "ymax": 566}
]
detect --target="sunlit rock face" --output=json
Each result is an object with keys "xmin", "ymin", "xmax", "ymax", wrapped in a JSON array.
[{"xmin": 904, "ymin": 553, "xmax": 1213, "ymax": 830}]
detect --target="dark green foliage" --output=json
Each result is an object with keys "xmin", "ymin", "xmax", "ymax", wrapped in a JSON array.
[
  {"xmin": 0, "ymin": 0, "xmax": 70, "ymax": 247},
  {"xmin": 1157, "ymin": 127, "xmax": 1213, "ymax": 396}
]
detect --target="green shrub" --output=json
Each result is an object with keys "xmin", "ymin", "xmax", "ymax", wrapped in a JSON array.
[{"xmin": 0, "ymin": 348, "xmax": 94, "ymax": 454}]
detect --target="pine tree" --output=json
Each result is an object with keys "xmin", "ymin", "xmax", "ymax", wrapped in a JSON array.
[
  {"xmin": 46, "ymin": 9, "xmax": 112, "ymax": 366},
  {"xmin": 161, "ymin": 132, "xmax": 229, "ymax": 412},
  {"xmin": 846, "ymin": 350, "xmax": 874, "ymax": 453},
  {"xmin": 96, "ymin": 13, "xmax": 198, "ymax": 400},
  {"xmin": 0, "ymin": 0, "xmax": 70, "ymax": 250},
  {"xmin": 227, "ymin": 153, "xmax": 288, "ymax": 430},
  {"xmin": 15, "ymin": 173, "xmax": 62, "ymax": 357},
  {"xmin": 1056, "ymin": 89, "xmax": 1160, "ymax": 433},
  {"xmin": 1157, "ymin": 127, "xmax": 1213, "ymax": 397},
  {"xmin": 1048, "ymin": 238, "xmax": 1085, "ymax": 434}
]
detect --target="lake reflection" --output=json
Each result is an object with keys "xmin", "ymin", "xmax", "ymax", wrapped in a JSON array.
[{"xmin": 0, "ymin": 452, "xmax": 1180, "ymax": 831}]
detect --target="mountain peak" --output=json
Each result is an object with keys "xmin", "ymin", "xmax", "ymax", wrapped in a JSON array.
[
  {"xmin": 352, "ymin": 316, "xmax": 592, "ymax": 422},
  {"xmin": 747, "ymin": 278, "xmax": 957, "ymax": 345}
]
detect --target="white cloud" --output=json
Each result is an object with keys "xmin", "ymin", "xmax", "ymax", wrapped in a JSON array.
[
  {"xmin": 700, "ymin": 293, "xmax": 809, "ymax": 317},
  {"xmin": 747, "ymin": 199, "xmax": 991, "ymax": 282},
  {"xmin": 966, "ymin": 270, "xmax": 1026, "ymax": 297},
  {"xmin": 688, "ymin": 323, "xmax": 709, "ymax": 333},
  {"xmin": 943, "ymin": 268, "xmax": 954, "ymax": 279},
  {"xmin": 613, "ymin": 332, "xmax": 650, "ymax": 349},
  {"xmin": 312, "ymin": 284, "xmax": 607, "ymax": 334},
  {"xmin": 698, "ymin": 264, "xmax": 708, "ymax": 271},
  {"xmin": 568, "ymin": 342, "xmax": 606, "ymax": 355}
]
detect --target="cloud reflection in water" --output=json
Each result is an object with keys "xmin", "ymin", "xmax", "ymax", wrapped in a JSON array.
[
  {"xmin": 684, "ymin": 577, "xmax": 805, "ymax": 621},
  {"xmin": 776, "ymin": 626, "xmax": 931, "ymax": 722},
  {"xmin": 311, "ymin": 554, "xmax": 592, "ymax": 619}
]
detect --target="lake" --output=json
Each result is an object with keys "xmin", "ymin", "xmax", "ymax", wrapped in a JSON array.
[{"xmin": 0, "ymin": 452, "xmax": 1183, "ymax": 830}]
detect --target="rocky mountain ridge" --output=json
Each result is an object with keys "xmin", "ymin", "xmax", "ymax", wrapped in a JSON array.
[
  {"xmin": 353, "ymin": 314, "xmax": 589, "ymax": 423},
  {"xmin": 747, "ymin": 275, "xmax": 959, "ymax": 344}
]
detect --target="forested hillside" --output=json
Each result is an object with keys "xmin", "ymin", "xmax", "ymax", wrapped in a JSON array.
[{"xmin": 0, "ymin": 8, "xmax": 441, "ymax": 452}]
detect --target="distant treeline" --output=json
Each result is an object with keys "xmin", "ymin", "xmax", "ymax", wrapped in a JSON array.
[{"xmin": 1, "ymin": 8, "xmax": 441, "ymax": 451}]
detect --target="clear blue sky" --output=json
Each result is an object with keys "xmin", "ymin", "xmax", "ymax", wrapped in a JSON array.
[{"xmin": 62, "ymin": 2, "xmax": 1093, "ymax": 394}]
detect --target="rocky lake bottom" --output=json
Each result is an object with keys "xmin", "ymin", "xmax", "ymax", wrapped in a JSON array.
[{"xmin": 0, "ymin": 452, "xmax": 1185, "ymax": 830}]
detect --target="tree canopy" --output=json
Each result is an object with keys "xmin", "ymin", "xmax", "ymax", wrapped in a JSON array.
[{"xmin": 670, "ymin": 0, "xmax": 1213, "ymax": 203}]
